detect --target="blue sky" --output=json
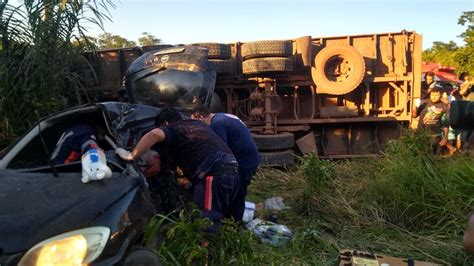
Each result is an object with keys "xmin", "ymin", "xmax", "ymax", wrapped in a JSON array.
[{"xmin": 87, "ymin": 0, "xmax": 472, "ymax": 49}]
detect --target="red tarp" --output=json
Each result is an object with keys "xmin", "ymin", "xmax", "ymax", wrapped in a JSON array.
[{"xmin": 422, "ymin": 62, "xmax": 459, "ymax": 83}]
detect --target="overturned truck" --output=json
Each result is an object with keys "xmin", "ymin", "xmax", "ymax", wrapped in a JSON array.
[{"xmin": 79, "ymin": 30, "xmax": 423, "ymax": 165}]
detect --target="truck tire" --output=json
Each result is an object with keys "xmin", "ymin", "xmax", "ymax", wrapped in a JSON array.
[
  {"xmin": 312, "ymin": 44, "xmax": 365, "ymax": 95},
  {"xmin": 252, "ymin": 133, "xmax": 294, "ymax": 151},
  {"xmin": 124, "ymin": 248, "xmax": 162, "ymax": 266},
  {"xmin": 242, "ymin": 57, "xmax": 293, "ymax": 75},
  {"xmin": 260, "ymin": 150, "xmax": 295, "ymax": 166},
  {"xmin": 241, "ymin": 40, "xmax": 292, "ymax": 59},
  {"xmin": 192, "ymin": 43, "xmax": 231, "ymax": 59},
  {"xmin": 209, "ymin": 59, "xmax": 234, "ymax": 75}
]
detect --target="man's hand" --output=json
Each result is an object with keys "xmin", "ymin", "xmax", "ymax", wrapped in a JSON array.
[
  {"xmin": 439, "ymin": 138, "xmax": 448, "ymax": 146},
  {"xmin": 177, "ymin": 177, "xmax": 191, "ymax": 189},
  {"xmin": 116, "ymin": 148, "xmax": 133, "ymax": 161}
]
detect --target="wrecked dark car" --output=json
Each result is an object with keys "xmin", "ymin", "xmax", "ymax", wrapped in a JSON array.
[
  {"xmin": 0, "ymin": 45, "xmax": 216, "ymax": 265},
  {"xmin": 0, "ymin": 102, "xmax": 167, "ymax": 265}
]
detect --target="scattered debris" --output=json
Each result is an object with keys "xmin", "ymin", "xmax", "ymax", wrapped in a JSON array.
[
  {"xmin": 246, "ymin": 218, "xmax": 293, "ymax": 246},
  {"xmin": 242, "ymin": 201, "xmax": 256, "ymax": 223},
  {"xmin": 339, "ymin": 250, "xmax": 442, "ymax": 266},
  {"xmin": 81, "ymin": 148, "xmax": 112, "ymax": 183},
  {"xmin": 264, "ymin": 196, "xmax": 289, "ymax": 211}
]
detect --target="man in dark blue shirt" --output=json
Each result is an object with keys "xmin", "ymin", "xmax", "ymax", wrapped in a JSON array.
[
  {"xmin": 117, "ymin": 106, "xmax": 240, "ymax": 230},
  {"xmin": 192, "ymin": 106, "xmax": 261, "ymax": 222}
]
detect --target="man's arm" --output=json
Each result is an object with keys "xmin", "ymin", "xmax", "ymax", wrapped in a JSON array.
[
  {"xmin": 439, "ymin": 107, "xmax": 449, "ymax": 146},
  {"xmin": 131, "ymin": 128, "xmax": 166, "ymax": 160},
  {"xmin": 412, "ymin": 100, "xmax": 427, "ymax": 118},
  {"xmin": 459, "ymin": 81, "xmax": 473, "ymax": 97},
  {"xmin": 117, "ymin": 128, "xmax": 166, "ymax": 161},
  {"xmin": 465, "ymin": 213, "xmax": 474, "ymax": 255},
  {"xmin": 439, "ymin": 127, "xmax": 449, "ymax": 146}
]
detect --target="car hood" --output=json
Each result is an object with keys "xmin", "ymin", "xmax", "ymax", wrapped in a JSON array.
[{"xmin": 0, "ymin": 170, "xmax": 138, "ymax": 253}]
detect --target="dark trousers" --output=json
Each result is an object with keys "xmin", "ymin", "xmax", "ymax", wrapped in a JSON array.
[
  {"xmin": 192, "ymin": 173, "xmax": 239, "ymax": 231},
  {"xmin": 228, "ymin": 167, "xmax": 257, "ymax": 222}
]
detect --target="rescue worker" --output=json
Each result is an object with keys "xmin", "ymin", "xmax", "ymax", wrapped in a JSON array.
[
  {"xmin": 116, "ymin": 106, "xmax": 240, "ymax": 231},
  {"xmin": 191, "ymin": 106, "xmax": 260, "ymax": 222}
]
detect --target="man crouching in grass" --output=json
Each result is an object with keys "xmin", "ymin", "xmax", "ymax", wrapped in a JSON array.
[{"xmin": 116, "ymin": 106, "xmax": 240, "ymax": 232}]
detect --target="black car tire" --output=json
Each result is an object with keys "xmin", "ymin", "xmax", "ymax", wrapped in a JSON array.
[
  {"xmin": 260, "ymin": 150, "xmax": 295, "ymax": 166},
  {"xmin": 209, "ymin": 59, "xmax": 234, "ymax": 75},
  {"xmin": 192, "ymin": 43, "xmax": 231, "ymax": 59},
  {"xmin": 241, "ymin": 40, "xmax": 292, "ymax": 59},
  {"xmin": 252, "ymin": 132, "xmax": 295, "ymax": 151},
  {"xmin": 123, "ymin": 248, "xmax": 162, "ymax": 266},
  {"xmin": 312, "ymin": 44, "xmax": 365, "ymax": 95},
  {"xmin": 242, "ymin": 57, "xmax": 293, "ymax": 75}
]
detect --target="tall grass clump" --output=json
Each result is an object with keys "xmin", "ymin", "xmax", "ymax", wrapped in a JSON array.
[
  {"xmin": 296, "ymin": 153, "xmax": 337, "ymax": 215},
  {"xmin": 143, "ymin": 208, "xmax": 263, "ymax": 265},
  {"xmin": 0, "ymin": 0, "xmax": 114, "ymax": 148},
  {"xmin": 369, "ymin": 130, "xmax": 474, "ymax": 233}
]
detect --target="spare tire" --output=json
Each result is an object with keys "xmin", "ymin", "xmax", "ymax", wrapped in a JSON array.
[
  {"xmin": 312, "ymin": 44, "xmax": 365, "ymax": 95},
  {"xmin": 241, "ymin": 40, "xmax": 292, "ymax": 59},
  {"xmin": 209, "ymin": 59, "xmax": 234, "ymax": 75},
  {"xmin": 260, "ymin": 150, "xmax": 295, "ymax": 166},
  {"xmin": 252, "ymin": 133, "xmax": 294, "ymax": 151},
  {"xmin": 192, "ymin": 43, "xmax": 231, "ymax": 59},
  {"xmin": 242, "ymin": 57, "xmax": 293, "ymax": 75}
]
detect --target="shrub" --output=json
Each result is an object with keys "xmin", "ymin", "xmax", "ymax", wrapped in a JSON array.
[
  {"xmin": 0, "ymin": 1, "xmax": 113, "ymax": 148},
  {"xmin": 144, "ymin": 208, "xmax": 263, "ymax": 265},
  {"xmin": 296, "ymin": 153, "xmax": 336, "ymax": 215},
  {"xmin": 369, "ymin": 130, "xmax": 474, "ymax": 233}
]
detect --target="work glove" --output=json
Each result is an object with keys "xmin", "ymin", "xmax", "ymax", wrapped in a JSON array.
[{"xmin": 116, "ymin": 148, "xmax": 133, "ymax": 161}]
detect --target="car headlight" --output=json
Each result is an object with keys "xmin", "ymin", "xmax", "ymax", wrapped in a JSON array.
[{"xmin": 18, "ymin": 227, "xmax": 110, "ymax": 266}]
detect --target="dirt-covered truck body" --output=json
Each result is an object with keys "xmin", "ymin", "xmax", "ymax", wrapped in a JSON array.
[{"xmin": 79, "ymin": 30, "xmax": 422, "ymax": 164}]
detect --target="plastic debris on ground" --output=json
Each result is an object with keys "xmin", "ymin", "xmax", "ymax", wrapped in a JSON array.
[
  {"xmin": 81, "ymin": 148, "xmax": 112, "ymax": 183},
  {"xmin": 264, "ymin": 196, "xmax": 289, "ymax": 211},
  {"xmin": 242, "ymin": 201, "xmax": 256, "ymax": 223},
  {"xmin": 246, "ymin": 218, "xmax": 293, "ymax": 246}
]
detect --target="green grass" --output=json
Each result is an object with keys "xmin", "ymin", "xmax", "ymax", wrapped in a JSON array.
[
  {"xmin": 0, "ymin": 1, "xmax": 113, "ymax": 148},
  {"xmin": 146, "ymin": 131, "xmax": 474, "ymax": 265}
]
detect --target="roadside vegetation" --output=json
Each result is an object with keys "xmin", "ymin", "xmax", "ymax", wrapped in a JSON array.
[
  {"xmin": 422, "ymin": 11, "xmax": 473, "ymax": 74},
  {"xmin": 0, "ymin": 0, "xmax": 114, "ymax": 148},
  {"xmin": 146, "ymin": 131, "xmax": 474, "ymax": 265},
  {"xmin": 0, "ymin": 3, "xmax": 472, "ymax": 264}
]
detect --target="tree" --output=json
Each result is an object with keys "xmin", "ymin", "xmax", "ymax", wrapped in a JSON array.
[
  {"xmin": 138, "ymin": 32, "xmax": 161, "ymax": 46},
  {"xmin": 454, "ymin": 11, "xmax": 473, "ymax": 75},
  {"xmin": 71, "ymin": 36, "xmax": 98, "ymax": 51},
  {"xmin": 422, "ymin": 11, "xmax": 474, "ymax": 75},
  {"xmin": 96, "ymin": 32, "xmax": 136, "ymax": 49},
  {"xmin": 0, "ymin": 0, "xmax": 114, "ymax": 148},
  {"xmin": 422, "ymin": 41, "xmax": 458, "ymax": 67}
]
